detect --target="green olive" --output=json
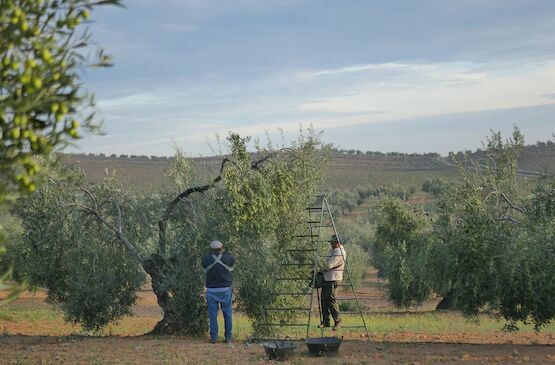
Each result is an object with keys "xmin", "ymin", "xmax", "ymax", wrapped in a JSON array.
[{"xmin": 10, "ymin": 127, "xmax": 21, "ymax": 140}]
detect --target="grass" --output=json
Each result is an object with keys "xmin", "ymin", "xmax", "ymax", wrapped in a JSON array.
[{"xmin": 3, "ymin": 302, "xmax": 554, "ymax": 341}]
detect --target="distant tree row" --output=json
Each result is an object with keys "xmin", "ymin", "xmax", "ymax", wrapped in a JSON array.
[
  {"xmin": 447, "ymin": 138, "xmax": 555, "ymax": 163},
  {"xmin": 64, "ymin": 153, "xmax": 175, "ymax": 161},
  {"xmin": 330, "ymin": 148, "xmax": 440, "ymax": 158}
]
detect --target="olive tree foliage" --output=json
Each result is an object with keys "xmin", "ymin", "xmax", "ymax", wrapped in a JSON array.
[
  {"xmin": 0, "ymin": 0, "xmax": 122, "ymax": 305},
  {"xmin": 373, "ymin": 128, "xmax": 555, "ymax": 329},
  {"xmin": 195, "ymin": 133, "xmax": 328, "ymax": 336},
  {"xmin": 11, "ymin": 168, "xmax": 153, "ymax": 331},
  {"xmin": 1, "ymin": 0, "xmax": 122, "ymax": 197},
  {"xmin": 13, "ymin": 132, "xmax": 329, "ymax": 334},
  {"xmin": 336, "ymin": 221, "xmax": 372, "ymax": 290},
  {"xmin": 373, "ymin": 197, "xmax": 433, "ymax": 307}
]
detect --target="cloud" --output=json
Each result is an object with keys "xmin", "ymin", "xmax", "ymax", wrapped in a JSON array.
[
  {"xmin": 81, "ymin": 58, "xmax": 555, "ymax": 156},
  {"xmin": 297, "ymin": 60, "xmax": 554, "ymax": 121}
]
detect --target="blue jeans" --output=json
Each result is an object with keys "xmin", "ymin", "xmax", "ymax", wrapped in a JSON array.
[{"xmin": 206, "ymin": 287, "xmax": 233, "ymax": 341}]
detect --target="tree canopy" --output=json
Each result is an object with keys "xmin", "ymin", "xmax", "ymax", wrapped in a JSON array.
[
  {"xmin": 0, "ymin": 0, "xmax": 122, "ymax": 305},
  {"xmin": 374, "ymin": 128, "xmax": 555, "ymax": 330}
]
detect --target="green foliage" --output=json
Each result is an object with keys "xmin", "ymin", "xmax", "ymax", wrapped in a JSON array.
[
  {"xmin": 336, "ymin": 221, "xmax": 372, "ymax": 289},
  {"xmin": 374, "ymin": 128, "xmax": 555, "ymax": 330},
  {"xmin": 220, "ymin": 132, "xmax": 329, "ymax": 336},
  {"xmin": 343, "ymin": 244, "xmax": 369, "ymax": 291},
  {"xmin": 327, "ymin": 190, "xmax": 358, "ymax": 216},
  {"xmin": 0, "ymin": 0, "xmax": 122, "ymax": 196},
  {"xmin": 432, "ymin": 128, "xmax": 526, "ymax": 316},
  {"xmin": 497, "ymin": 174, "xmax": 555, "ymax": 330},
  {"xmin": 422, "ymin": 177, "xmax": 448, "ymax": 196},
  {"xmin": 0, "ymin": 0, "xmax": 122, "ymax": 307},
  {"xmin": 374, "ymin": 197, "xmax": 433, "ymax": 307},
  {"xmin": 12, "ymin": 168, "xmax": 146, "ymax": 332}
]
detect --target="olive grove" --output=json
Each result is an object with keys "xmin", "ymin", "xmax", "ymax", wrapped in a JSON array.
[{"xmin": 10, "ymin": 133, "xmax": 329, "ymax": 334}]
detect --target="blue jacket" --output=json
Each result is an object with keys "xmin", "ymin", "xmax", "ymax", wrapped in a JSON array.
[{"xmin": 202, "ymin": 251, "xmax": 235, "ymax": 288}]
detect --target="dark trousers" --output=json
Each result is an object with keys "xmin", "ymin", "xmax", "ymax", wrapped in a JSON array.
[{"xmin": 321, "ymin": 281, "xmax": 341, "ymax": 325}]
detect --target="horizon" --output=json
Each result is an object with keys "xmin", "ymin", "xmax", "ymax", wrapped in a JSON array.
[{"xmin": 62, "ymin": 134, "xmax": 554, "ymax": 159}]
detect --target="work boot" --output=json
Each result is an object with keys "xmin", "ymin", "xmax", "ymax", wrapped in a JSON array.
[
  {"xmin": 318, "ymin": 322, "xmax": 330, "ymax": 329},
  {"xmin": 332, "ymin": 321, "xmax": 342, "ymax": 331}
]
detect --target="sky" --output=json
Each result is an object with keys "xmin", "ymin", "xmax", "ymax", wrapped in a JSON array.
[{"xmin": 74, "ymin": 0, "xmax": 555, "ymax": 156}]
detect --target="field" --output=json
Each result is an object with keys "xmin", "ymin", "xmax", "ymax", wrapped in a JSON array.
[
  {"xmin": 2, "ymin": 270, "xmax": 555, "ymax": 364},
  {"xmin": 59, "ymin": 152, "xmax": 458, "ymax": 192},
  {"xmin": 60, "ymin": 144, "xmax": 555, "ymax": 193}
]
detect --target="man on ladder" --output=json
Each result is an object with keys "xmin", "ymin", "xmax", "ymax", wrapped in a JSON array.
[{"xmin": 319, "ymin": 234, "xmax": 347, "ymax": 331}]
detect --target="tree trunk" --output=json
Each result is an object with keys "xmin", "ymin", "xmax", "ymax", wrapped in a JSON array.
[
  {"xmin": 436, "ymin": 294, "xmax": 456, "ymax": 310},
  {"xmin": 142, "ymin": 254, "xmax": 192, "ymax": 335}
]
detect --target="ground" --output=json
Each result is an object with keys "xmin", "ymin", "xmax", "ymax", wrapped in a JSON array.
[
  {"xmin": 1, "ymin": 270, "xmax": 555, "ymax": 364},
  {"xmin": 2, "ymin": 336, "xmax": 555, "ymax": 365}
]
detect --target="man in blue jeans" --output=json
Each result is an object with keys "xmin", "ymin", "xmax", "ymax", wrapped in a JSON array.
[{"xmin": 202, "ymin": 240, "xmax": 235, "ymax": 344}]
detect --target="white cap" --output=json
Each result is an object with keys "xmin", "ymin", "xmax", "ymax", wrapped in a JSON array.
[{"xmin": 210, "ymin": 240, "xmax": 223, "ymax": 249}]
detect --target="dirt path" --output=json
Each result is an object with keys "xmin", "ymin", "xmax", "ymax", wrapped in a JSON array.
[{"xmin": 1, "ymin": 336, "xmax": 554, "ymax": 364}]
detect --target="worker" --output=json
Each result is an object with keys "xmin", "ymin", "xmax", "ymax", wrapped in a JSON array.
[
  {"xmin": 202, "ymin": 240, "xmax": 235, "ymax": 344},
  {"xmin": 319, "ymin": 234, "xmax": 346, "ymax": 331}
]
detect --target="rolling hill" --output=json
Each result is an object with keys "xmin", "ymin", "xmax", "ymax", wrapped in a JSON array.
[{"xmin": 59, "ymin": 144, "xmax": 555, "ymax": 192}]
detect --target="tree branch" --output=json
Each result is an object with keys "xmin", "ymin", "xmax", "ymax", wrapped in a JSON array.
[
  {"xmin": 485, "ymin": 190, "xmax": 525, "ymax": 214},
  {"xmin": 72, "ymin": 191, "xmax": 145, "ymax": 264},
  {"xmin": 499, "ymin": 192, "xmax": 525, "ymax": 214},
  {"xmin": 499, "ymin": 216, "xmax": 518, "ymax": 223},
  {"xmin": 157, "ymin": 148, "xmax": 291, "ymax": 254},
  {"xmin": 403, "ymin": 201, "xmax": 433, "ymax": 223}
]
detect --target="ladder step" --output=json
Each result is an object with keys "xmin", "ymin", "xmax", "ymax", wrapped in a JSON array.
[
  {"xmin": 307, "ymin": 221, "xmax": 320, "ymax": 224},
  {"xmin": 306, "ymin": 207, "xmax": 322, "ymax": 211},
  {"xmin": 340, "ymin": 325, "xmax": 367, "ymax": 329},
  {"xmin": 339, "ymin": 311, "xmax": 364, "ymax": 315},
  {"xmin": 266, "ymin": 307, "xmax": 311, "ymax": 311},
  {"xmin": 259, "ymin": 323, "xmax": 308, "ymax": 327}
]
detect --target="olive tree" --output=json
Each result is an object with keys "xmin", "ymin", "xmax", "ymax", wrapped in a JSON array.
[
  {"xmin": 373, "ymin": 197, "xmax": 433, "ymax": 307},
  {"xmin": 14, "ymin": 132, "xmax": 329, "ymax": 334},
  {"xmin": 0, "ymin": 0, "xmax": 122, "ymax": 304},
  {"xmin": 1, "ymin": 0, "xmax": 122, "ymax": 196},
  {"xmin": 373, "ymin": 128, "xmax": 555, "ymax": 329}
]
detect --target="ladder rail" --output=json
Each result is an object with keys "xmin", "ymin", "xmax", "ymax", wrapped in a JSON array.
[{"xmin": 306, "ymin": 195, "xmax": 326, "ymax": 338}]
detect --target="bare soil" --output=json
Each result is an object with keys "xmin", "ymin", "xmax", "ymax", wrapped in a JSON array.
[
  {"xmin": 2, "ymin": 270, "xmax": 555, "ymax": 363},
  {"xmin": 1, "ymin": 336, "xmax": 554, "ymax": 364}
]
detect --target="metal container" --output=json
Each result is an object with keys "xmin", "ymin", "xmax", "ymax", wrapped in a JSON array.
[
  {"xmin": 305, "ymin": 336, "xmax": 343, "ymax": 356},
  {"xmin": 262, "ymin": 340, "xmax": 298, "ymax": 361}
]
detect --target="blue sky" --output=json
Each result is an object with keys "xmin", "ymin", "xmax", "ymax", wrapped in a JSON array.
[{"xmin": 75, "ymin": 0, "xmax": 555, "ymax": 156}]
